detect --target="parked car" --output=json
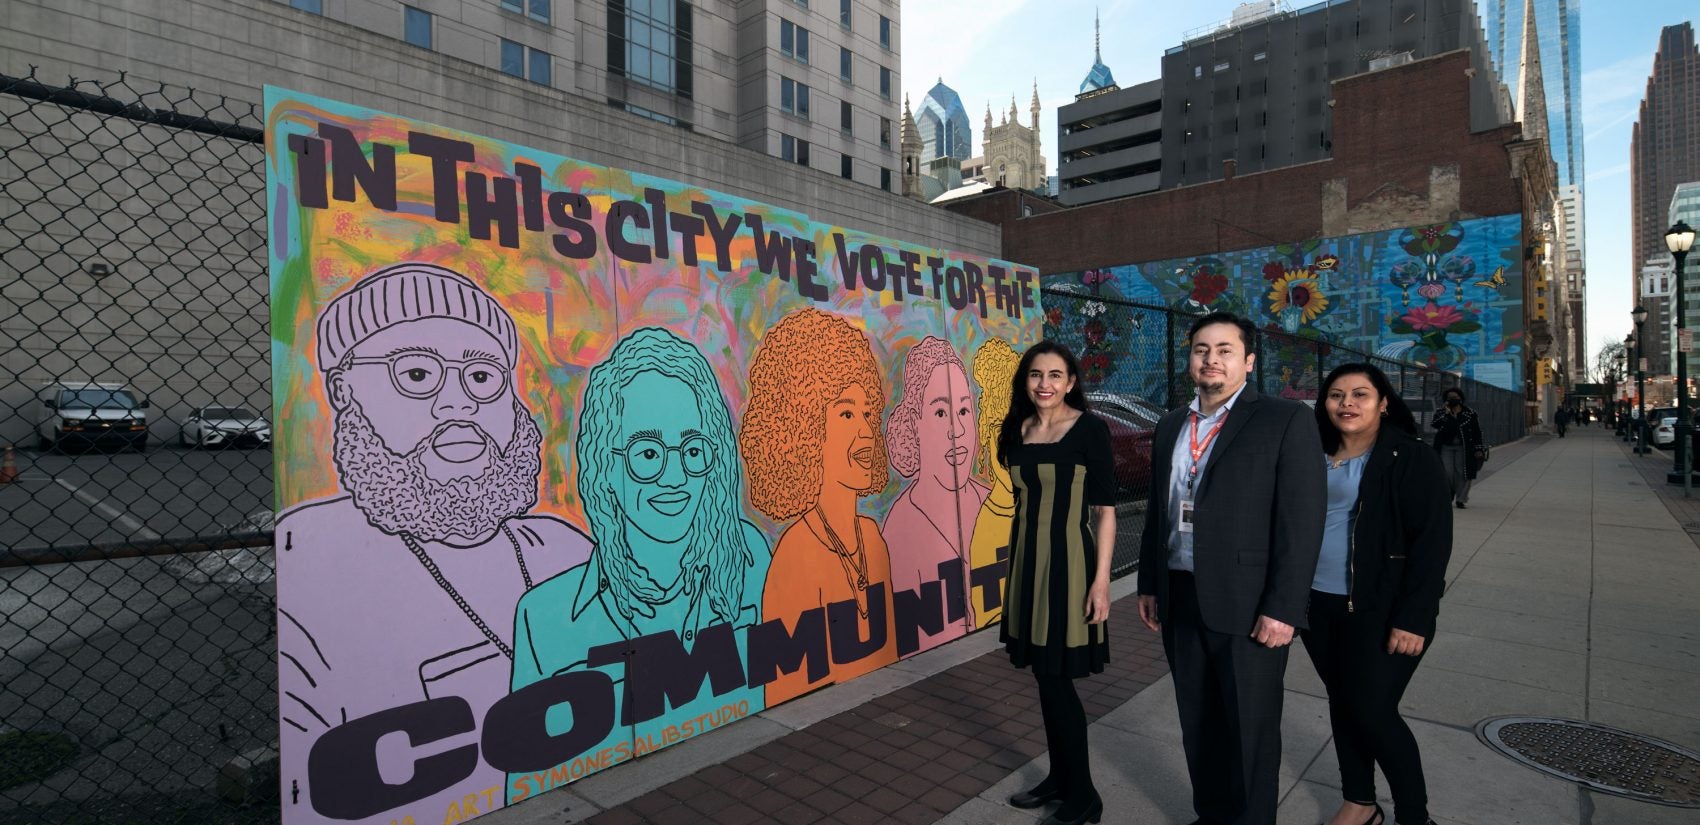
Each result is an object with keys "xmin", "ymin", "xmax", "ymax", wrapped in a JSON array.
[
  {"xmin": 34, "ymin": 382, "xmax": 149, "ymax": 452},
  {"xmin": 1085, "ymin": 391, "xmax": 1162, "ymax": 499},
  {"xmin": 1654, "ymin": 417, "xmax": 1678, "ymax": 447},
  {"xmin": 180, "ymin": 406, "xmax": 272, "ymax": 449}
]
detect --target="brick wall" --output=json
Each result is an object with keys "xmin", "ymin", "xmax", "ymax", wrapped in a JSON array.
[{"xmin": 949, "ymin": 50, "xmax": 1524, "ymax": 273}]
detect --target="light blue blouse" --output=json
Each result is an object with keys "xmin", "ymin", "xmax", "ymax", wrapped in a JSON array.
[{"xmin": 1313, "ymin": 452, "xmax": 1368, "ymax": 594}]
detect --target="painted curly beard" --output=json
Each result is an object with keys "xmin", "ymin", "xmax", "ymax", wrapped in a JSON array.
[{"xmin": 333, "ymin": 397, "xmax": 544, "ymax": 544}]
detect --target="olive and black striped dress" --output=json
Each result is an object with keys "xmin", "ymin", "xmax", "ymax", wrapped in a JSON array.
[{"xmin": 1000, "ymin": 411, "xmax": 1116, "ymax": 677}]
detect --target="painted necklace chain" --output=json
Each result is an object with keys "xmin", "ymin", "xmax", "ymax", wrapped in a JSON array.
[
  {"xmin": 813, "ymin": 504, "xmax": 870, "ymax": 617},
  {"xmin": 401, "ymin": 523, "xmax": 532, "ymax": 660}
]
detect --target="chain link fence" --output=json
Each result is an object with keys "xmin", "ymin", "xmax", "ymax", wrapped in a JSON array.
[
  {"xmin": 1, "ymin": 69, "xmax": 1529, "ymax": 824},
  {"xmin": 1, "ymin": 69, "xmax": 277, "ymax": 825},
  {"xmin": 1043, "ymin": 287, "xmax": 1528, "ymax": 573}
]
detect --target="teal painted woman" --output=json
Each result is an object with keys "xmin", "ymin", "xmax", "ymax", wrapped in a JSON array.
[{"xmin": 506, "ymin": 328, "xmax": 769, "ymax": 801}]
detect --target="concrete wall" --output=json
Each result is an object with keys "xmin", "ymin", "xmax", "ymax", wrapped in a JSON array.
[{"xmin": 0, "ymin": 0, "xmax": 997, "ymax": 446}]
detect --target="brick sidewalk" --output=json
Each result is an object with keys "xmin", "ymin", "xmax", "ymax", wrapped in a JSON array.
[{"xmin": 583, "ymin": 597, "xmax": 1169, "ymax": 825}]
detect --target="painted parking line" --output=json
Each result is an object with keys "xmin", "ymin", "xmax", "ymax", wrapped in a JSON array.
[{"xmin": 52, "ymin": 477, "xmax": 163, "ymax": 541}]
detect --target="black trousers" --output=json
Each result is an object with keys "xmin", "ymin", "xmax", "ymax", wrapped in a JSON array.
[
  {"xmin": 1162, "ymin": 571, "xmax": 1289, "ymax": 825},
  {"xmin": 1035, "ymin": 672, "xmax": 1096, "ymax": 805},
  {"xmin": 1301, "ymin": 591, "xmax": 1429, "ymax": 825}
]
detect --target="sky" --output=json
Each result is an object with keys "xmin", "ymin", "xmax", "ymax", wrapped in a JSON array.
[{"xmin": 900, "ymin": 0, "xmax": 1699, "ymax": 377}]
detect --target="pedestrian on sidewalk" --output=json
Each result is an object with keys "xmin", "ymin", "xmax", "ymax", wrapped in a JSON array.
[
  {"xmin": 997, "ymin": 340, "xmax": 1115, "ymax": 825},
  {"xmin": 1308, "ymin": 363, "xmax": 1452, "ymax": 825},
  {"xmin": 1430, "ymin": 388, "xmax": 1482, "ymax": 509},
  {"xmin": 1554, "ymin": 405, "xmax": 1570, "ymax": 438},
  {"xmin": 1136, "ymin": 312, "xmax": 1326, "ymax": 825}
]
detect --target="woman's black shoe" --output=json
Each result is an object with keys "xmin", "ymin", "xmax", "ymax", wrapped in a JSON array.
[
  {"xmin": 1008, "ymin": 779, "xmax": 1062, "ymax": 809},
  {"xmin": 1042, "ymin": 796, "xmax": 1102, "ymax": 825},
  {"xmin": 1321, "ymin": 802, "xmax": 1385, "ymax": 825}
]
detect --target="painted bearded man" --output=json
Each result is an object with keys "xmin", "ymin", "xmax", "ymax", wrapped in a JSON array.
[{"xmin": 276, "ymin": 262, "xmax": 590, "ymax": 823}]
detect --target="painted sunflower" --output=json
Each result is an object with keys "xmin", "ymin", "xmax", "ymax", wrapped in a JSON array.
[{"xmin": 1267, "ymin": 270, "xmax": 1329, "ymax": 323}]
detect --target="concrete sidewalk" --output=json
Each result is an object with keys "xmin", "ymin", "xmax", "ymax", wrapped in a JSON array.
[{"xmin": 489, "ymin": 428, "xmax": 1700, "ymax": 825}]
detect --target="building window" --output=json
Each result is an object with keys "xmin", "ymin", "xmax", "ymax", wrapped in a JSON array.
[
  {"xmin": 782, "ymin": 134, "xmax": 811, "ymax": 166},
  {"xmin": 1253, "ymin": 51, "xmax": 1266, "ymax": 61},
  {"xmin": 501, "ymin": 39, "xmax": 525, "ymax": 76},
  {"xmin": 1193, "ymin": 65, "xmax": 1202, "ymax": 78},
  {"xmin": 290, "ymin": 0, "xmax": 322, "ymax": 13},
  {"xmin": 781, "ymin": 77, "xmax": 810, "ymax": 118},
  {"xmin": 881, "ymin": 167, "xmax": 892, "ymax": 192},
  {"xmin": 840, "ymin": 46, "xmax": 852, "ymax": 81},
  {"xmin": 840, "ymin": 0, "xmax": 851, "ymax": 29},
  {"xmin": 879, "ymin": 15, "xmax": 891, "ymax": 49},
  {"xmin": 880, "ymin": 116, "xmax": 892, "ymax": 148},
  {"xmin": 781, "ymin": 20, "xmax": 810, "ymax": 63},
  {"xmin": 404, "ymin": 6, "xmax": 432, "ymax": 49},
  {"xmin": 530, "ymin": 48, "xmax": 552, "ymax": 86},
  {"xmin": 501, "ymin": 0, "xmax": 550, "ymax": 24},
  {"xmin": 1213, "ymin": 61, "xmax": 1230, "ymax": 73},
  {"xmin": 501, "ymin": 39, "xmax": 552, "ymax": 85},
  {"xmin": 841, "ymin": 154, "xmax": 853, "ymax": 179},
  {"xmin": 609, "ymin": 0, "xmax": 694, "ymax": 97},
  {"xmin": 879, "ymin": 66, "xmax": 891, "ymax": 100},
  {"xmin": 841, "ymin": 100, "xmax": 852, "ymax": 133}
]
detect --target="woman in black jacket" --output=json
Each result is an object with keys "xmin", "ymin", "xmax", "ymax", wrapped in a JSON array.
[
  {"xmin": 1307, "ymin": 363, "xmax": 1452, "ymax": 825},
  {"xmin": 1430, "ymin": 387, "xmax": 1483, "ymax": 508}
]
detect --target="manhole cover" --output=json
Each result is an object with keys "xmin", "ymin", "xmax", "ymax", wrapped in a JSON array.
[{"xmin": 1477, "ymin": 716, "xmax": 1700, "ymax": 807}]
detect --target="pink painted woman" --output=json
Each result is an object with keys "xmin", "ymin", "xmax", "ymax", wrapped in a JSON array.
[{"xmin": 883, "ymin": 336, "xmax": 989, "ymax": 653}]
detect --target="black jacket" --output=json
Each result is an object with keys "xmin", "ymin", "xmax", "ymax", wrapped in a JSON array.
[
  {"xmin": 1137, "ymin": 386, "xmax": 1327, "ymax": 634},
  {"xmin": 1431, "ymin": 405, "xmax": 1484, "ymax": 479},
  {"xmin": 1344, "ymin": 427, "xmax": 1454, "ymax": 639}
]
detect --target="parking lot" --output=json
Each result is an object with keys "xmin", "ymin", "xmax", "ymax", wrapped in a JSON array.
[{"xmin": 0, "ymin": 445, "xmax": 272, "ymax": 561}]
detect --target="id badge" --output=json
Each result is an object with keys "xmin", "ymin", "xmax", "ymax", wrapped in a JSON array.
[{"xmin": 1178, "ymin": 499, "xmax": 1196, "ymax": 533}]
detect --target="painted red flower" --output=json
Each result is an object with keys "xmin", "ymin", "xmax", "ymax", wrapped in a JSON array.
[
  {"xmin": 1191, "ymin": 272, "xmax": 1229, "ymax": 305},
  {"xmin": 1081, "ymin": 352, "xmax": 1111, "ymax": 379},
  {"xmin": 1045, "ymin": 307, "xmax": 1064, "ymax": 327},
  {"xmin": 1399, "ymin": 302, "xmax": 1466, "ymax": 332},
  {"xmin": 1417, "ymin": 282, "xmax": 1447, "ymax": 300},
  {"xmin": 1262, "ymin": 262, "xmax": 1286, "ymax": 282},
  {"xmin": 1084, "ymin": 318, "xmax": 1108, "ymax": 346}
]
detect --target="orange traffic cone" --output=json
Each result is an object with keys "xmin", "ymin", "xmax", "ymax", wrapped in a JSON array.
[{"xmin": 0, "ymin": 445, "xmax": 17, "ymax": 485}]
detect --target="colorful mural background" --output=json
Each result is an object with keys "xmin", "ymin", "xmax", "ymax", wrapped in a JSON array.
[
  {"xmin": 266, "ymin": 88, "xmax": 1040, "ymax": 825},
  {"xmin": 1039, "ymin": 214, "xmax": 1526, "ymax": 399}
]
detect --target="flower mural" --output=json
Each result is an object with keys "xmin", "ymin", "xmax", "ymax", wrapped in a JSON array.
[
  {"xmin": 1037, "ymin": 214, "xmax": 1525, "ymax": 391},
  {"xmin": 1389, "ymin": 300, "xmax": 1482, "ymax": 370},
  {"xmin": 1266, "ymin": 269, "xmax": 1330, "ymax": 331}
]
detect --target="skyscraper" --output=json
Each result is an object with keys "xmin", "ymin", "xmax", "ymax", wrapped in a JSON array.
[
  {"xmin": 1631, "ymin": 23, "xmax": 1700, "ymax": 376},
  {"xmin": 1482, "ymin": 0, "xmax": 1584, "ymax": 190},
  {"xmin": 1483, "ymin": 0, "xmax": 1586, "ymax": 376}
]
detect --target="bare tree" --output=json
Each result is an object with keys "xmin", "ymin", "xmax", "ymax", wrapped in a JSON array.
[{"xmin": 1595, "ymin": 340, "xmax": 1628, "ymax": 385}]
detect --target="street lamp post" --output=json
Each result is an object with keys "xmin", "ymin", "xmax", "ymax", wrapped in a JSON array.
[
  {"xmin": 1634, "ymin": 306, "xmax": 1648, "ymax": 454},
  {"xmin": 1666, "ymin": 221, "xmax": 1696, "ymax": 493},
  {"xmin": 1627, "ymin": 333, "xmax": 1640, "ymax": 450}
]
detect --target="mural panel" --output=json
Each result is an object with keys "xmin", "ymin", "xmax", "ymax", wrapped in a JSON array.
[
  {"xmin": 1040, "ymin": 215, "xmax": 1526, "ymax": 394},
  {"xmin": 266, "ymin": 88, "xmax": 1040, "ymax": 825}
]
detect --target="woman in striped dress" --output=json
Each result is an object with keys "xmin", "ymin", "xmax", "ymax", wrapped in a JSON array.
[{"xmin": 997, "ymin": 340, "xmax": 1116, "ymax": 825}]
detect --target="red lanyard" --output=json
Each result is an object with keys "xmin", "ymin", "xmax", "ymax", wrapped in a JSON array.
[{"xmin": 1187, "ymin": 410, "xmax": 1228, "ymax": 492}]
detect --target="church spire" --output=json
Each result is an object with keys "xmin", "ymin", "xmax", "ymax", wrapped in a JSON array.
[
  {"xmin": 1031, "ymin": 80, "xmax": 1041, "ymax": 129},
  {"xmin": 1515, "ymin": 0, "xmax": 1549, "ymax": 144}
]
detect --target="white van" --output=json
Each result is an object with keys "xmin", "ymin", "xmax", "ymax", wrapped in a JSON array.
[{"xmin": 35, "ymin": 382, "xmax": 150, "ymax": 452}]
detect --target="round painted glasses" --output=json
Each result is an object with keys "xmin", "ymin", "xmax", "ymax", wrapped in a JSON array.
[
  {"xmin": 611, "ymin": 434, "xmax": 716, "ymax": 483},
  {"xmin": 347, "ymin": 352, "xmax": 508, "ymax": 403}
]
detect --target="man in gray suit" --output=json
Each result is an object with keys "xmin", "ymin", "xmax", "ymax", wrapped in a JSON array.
[{"xmin": 1137, "ymin": 312, "xmax": 1326, "ymax": 825}]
